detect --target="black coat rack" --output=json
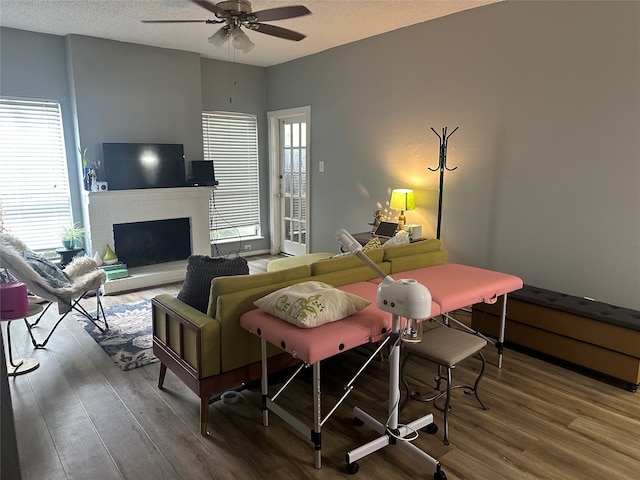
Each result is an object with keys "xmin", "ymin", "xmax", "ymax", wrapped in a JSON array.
[{"xmin": 428, "ymin": 126, "xmax": 458, "ymax": 239}]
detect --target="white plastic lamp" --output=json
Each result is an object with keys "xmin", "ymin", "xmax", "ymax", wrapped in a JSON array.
[
  {"xmin": 336, "ymin": 229, "xmax": 441, "ymax": 475},
  {"xmin": 335, "ymin": 229, "xmax": 431, "ymax": 341}
]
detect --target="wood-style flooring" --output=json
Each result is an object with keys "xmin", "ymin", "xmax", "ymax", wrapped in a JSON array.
[{"xmin": 5, "ymin": 254, "xmax": 640, "ymax": 479}]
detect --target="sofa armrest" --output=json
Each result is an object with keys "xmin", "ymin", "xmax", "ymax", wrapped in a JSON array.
[{"xmin": 152, "ymin": 294, "xmax": 221, "ymax": 379}]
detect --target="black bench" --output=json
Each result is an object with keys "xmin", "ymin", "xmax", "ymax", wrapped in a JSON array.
[{"xmin": 471, "ymin": 285, "xmax": 640, "ymax": 392}]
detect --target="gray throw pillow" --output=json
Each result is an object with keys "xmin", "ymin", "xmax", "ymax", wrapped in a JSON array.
[
  {"xmin": 23, "ymin": 250, "xmax": 71, "ymax": 289},
  {"xmin": 177, "ymin": 255, "xmax": 249, "ymax": 313}
]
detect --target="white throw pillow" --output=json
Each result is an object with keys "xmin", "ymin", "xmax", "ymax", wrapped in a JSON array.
[
  {"xmin": 254, "ymin": 281, "xmax": 371, "ymax": 328},
  {"xmin": 382, "ymin": 230, "xmax": 410, "ymax": 247}
]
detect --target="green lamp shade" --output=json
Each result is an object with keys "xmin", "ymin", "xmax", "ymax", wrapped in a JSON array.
[{"xmin": 390, "ymin": 189, "xmax": 415, "ymax": 211}]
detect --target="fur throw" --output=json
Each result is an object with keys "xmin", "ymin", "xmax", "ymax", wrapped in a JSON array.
[
  {"xmin": 64, "ymin": 255, "xmax": 101, "ymax": 278},
  {"xmin": 0, "ymin": 233, "xmax": 105, "ymax": 311},
  {"xmin": 0, "ymin": 233, "xmax": 29, "ymax": 253}
]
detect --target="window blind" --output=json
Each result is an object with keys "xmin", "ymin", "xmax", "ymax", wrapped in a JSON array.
[
  {"xmin": 0, "ymin": 98, "xmax": 73, "ymax": 252},
  {"xmin": 202, "ymin": 111, "xmax": 260, "ymax": 240}
]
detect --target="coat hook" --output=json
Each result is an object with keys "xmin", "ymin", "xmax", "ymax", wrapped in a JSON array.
[
  {"xmin": 428, "ymin": 126, "xmax": 459, "ymax": 239},
  {"xmin": 428, "ymin": 126, "xmax": 458, "ymax": 172}
]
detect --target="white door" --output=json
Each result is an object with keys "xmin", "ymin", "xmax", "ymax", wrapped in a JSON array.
[{"xmin": 268, "ymin": 107, "xmax": 310, "ymax": 256}]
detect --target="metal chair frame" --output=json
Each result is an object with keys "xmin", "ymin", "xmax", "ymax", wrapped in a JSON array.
[
  {"xmin": 400, "ymin": 325, "xmax": 489, "ymax": 445},
  {"xmin": 25, "ymin": 291, "xmax": 107, "ymax": 348}
]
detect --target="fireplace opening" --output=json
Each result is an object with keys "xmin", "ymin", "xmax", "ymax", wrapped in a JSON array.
[{"xmin": 113, "ymin": 218, "xmax": 191, "ymax": 268}]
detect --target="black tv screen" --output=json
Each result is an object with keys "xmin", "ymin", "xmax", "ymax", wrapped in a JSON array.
[{"xmin": 103, "ymin": 143, "xmax": 186, "ymax": 191}]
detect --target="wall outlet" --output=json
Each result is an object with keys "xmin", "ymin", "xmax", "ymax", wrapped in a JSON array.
[{"xmin": 243, "ymin": 245, "xmax": 252, "ymax": 251}]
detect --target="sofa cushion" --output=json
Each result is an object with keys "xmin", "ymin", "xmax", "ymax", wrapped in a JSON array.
[
  {"xmin": 382, "ymin": 238, "xmax": 442, "ymax": 260},
  {"xmin": 311, "ymin": 263, "xmax": 392, "ymax": 287},
  {"xmin": 267, "ymin": 253, "xmax": 333, "ymax": 272},
  {"xmin": 209, "ymin": 264, "xmax": 312, "ymax": 317},
  {"xmin": 177, "ymin": 255, "xmax": 249, "ymax": 313},
  {"xmin": 311, "ymin": 249, "xmax": 384, "ymax": 275},
  {"xmin": 388, "ymin": 250, "xmax": 449, "ymax": 273},
  {"xmin": 254, "ymin": 281, "xmax": 371, "ymax": 328}
]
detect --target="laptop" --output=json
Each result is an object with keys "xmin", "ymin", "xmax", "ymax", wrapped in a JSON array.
[
  {"xmin": 373, "ymin": 221, "xmax": 399, "ymax": 239},
  {"xmin": 191, "ymin": 160, "xmax": 219, "ymax": 186}
]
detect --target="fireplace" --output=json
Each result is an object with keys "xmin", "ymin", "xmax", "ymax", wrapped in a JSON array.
[
  {"xmin": 113, "ymin": 218, "xmax": 191, "ymax": 268},
  {"xmin": 84, "ymin": 187, "xmax": 212, "ymax": 294}
]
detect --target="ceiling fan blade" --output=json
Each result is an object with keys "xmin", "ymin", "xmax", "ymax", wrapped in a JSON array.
[
  {"xmin": 250, "ymin": 23, "xmax": 306, "ymax": 41},
  {"xmin": 253, "ymin": 5, "xmax": 311, "ymax": 22},
  {"xmin": 192, "ymin": 0, "xmax": 225, "ymax": 16},
  {"xmin": 142, "ymin": 19, "xmax": 212, "ymax": 24}
]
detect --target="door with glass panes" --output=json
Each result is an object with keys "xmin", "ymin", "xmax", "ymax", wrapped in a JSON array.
[{"xmin": 279, "ymin": 116, "xmax": 308, "ymax": 256}]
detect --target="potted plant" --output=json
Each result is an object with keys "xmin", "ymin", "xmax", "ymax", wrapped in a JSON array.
[{"xmin": 61, "ymin": 222, "xmax": 86, "ymax": 249}]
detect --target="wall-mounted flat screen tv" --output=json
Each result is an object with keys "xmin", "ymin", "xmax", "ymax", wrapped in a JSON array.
[{"xmin": 103, "ymin": 143, "xmax": 186, "ymax": 191}]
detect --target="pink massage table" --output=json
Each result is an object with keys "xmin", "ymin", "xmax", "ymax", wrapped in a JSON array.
[
  {"xmin": 242, "ymin": 282, "xmax": 439, "ymax": 364},
  {"xmin": 370, "ymin": 263, "xmax": 523, "ymax": 367},
  {"xmin": 240, "ymin": 265, "xmax": 522, "ymax": 472},
  {"xmin": 241, "ymin": 281, "xmax": 443, "ymax": 471}
]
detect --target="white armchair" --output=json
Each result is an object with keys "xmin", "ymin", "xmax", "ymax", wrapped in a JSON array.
[{"xmin": 0, "ymin": 233, "xmax": 107, "ymax": 347}]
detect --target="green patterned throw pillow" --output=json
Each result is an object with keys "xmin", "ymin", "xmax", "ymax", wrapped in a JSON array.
[
  {"xmin": 362, "ymin": 237, "xmax": 382, "ymax": 251},
  {"xmin": 254, "ymin": 281, "xmax": 371, "ymax": 328}
]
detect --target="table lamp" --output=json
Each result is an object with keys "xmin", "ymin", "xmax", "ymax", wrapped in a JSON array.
[{"xmin": 389, "ymin": 189, "xmax": 415, "ymax": 229}]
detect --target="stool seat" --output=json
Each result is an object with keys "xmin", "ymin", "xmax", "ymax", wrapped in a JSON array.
[
  {"xmin": 404, "ymin": 326, "xmax": 487, "ymax": 366},
  {"xmin": 401, "ymin": 325, "xmax": 489, "ymax": 445}
]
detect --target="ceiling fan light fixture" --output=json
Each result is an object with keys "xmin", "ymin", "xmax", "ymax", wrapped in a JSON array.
[
  {"xmin": 208, "ymin": 27, "xmax": 229, "ymax": 47},
  {"xmin": 231, "ymin": 27, "xmax": 255, "ymax": 53},
  {"xmin": 144, "ymin": 1, "xmax": 310, "ymax": 52}
]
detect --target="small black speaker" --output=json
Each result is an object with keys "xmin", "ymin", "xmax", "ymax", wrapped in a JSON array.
[{"xmin": 191, "ymin": 160, "xmax": 218, "ymax": 186}]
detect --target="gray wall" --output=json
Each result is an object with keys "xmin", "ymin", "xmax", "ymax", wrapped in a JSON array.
[
  {"xmin": 0, "ymin": 28, "xmax": 270, "ymax": 255},
  {"xmin": 66, "ymin": 35, "xmax": 203, "ymax": 164},
  {"xmin": 0, "ymin": 28, "xmax": 81, "ymax": 218},
  {"xmin": 266, "ymin": 0, "xmax": 640, "ymax": 310},
  {"xmin": 200, "ymin": 59, "xmax": 270, "ymax": 254},
  {"xmin": 2, "ymin": 0, "xmax": 639, "ymax": 310}
]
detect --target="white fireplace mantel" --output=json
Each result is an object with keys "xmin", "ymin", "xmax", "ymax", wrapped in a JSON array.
[{"xmin": 84, "ymin": 187, "xmax": 212, "ymax": 293}]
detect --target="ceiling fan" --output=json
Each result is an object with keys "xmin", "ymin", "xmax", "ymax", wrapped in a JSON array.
[{"xmin": 142, "ymin": 0, "xmax": 311, "ymax": 53}]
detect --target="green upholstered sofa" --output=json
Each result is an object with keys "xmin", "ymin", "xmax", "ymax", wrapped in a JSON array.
[{"xmin": 151, "ymin": 239, "xmax": 447, "ymax": 435}]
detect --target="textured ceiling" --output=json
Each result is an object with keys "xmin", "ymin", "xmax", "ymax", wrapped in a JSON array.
[{"xmin": 0, "ymin": 0, "xmax": 500, "ymax": 67}]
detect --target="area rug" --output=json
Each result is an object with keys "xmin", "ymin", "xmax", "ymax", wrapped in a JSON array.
[{"xmin": 75, "ymin": 299, "xmax": 158, "ymax": 371}]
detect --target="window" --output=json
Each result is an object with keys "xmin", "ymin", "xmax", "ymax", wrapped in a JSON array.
[
  {"xmin": 0, "ymin": 98, "xmax": 73, "ymax": 253},
  {"xmin": 202, "ymin": 111, "xmax": 260, "ymax": 242}
]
